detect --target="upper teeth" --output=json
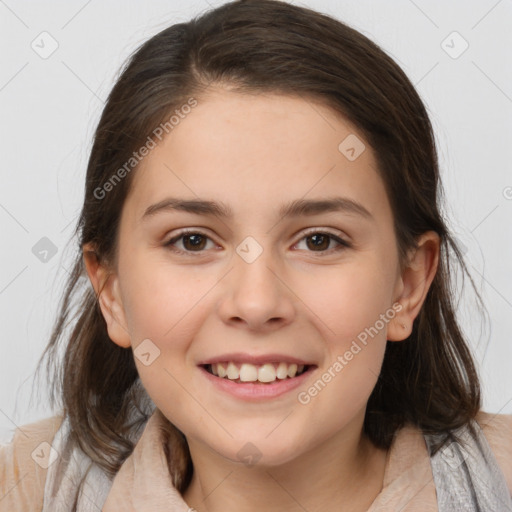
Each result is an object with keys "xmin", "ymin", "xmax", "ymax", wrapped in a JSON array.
[{"xmin": 210, "ymin": 362, "xmax": 306, "ymax": 383}]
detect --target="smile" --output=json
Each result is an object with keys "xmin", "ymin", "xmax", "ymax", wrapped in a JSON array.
[
  {"xmin": 199, "ymin": 360, "xmax": 317, "ymax": 401},
  {"xmin": 204, "ymin": 362, "xmax": 310, "ymax": 384}
]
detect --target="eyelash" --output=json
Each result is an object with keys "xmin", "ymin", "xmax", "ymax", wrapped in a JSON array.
[{"xmin": 163, "ymin": 228, "xmax": 351, "ymax": 257}]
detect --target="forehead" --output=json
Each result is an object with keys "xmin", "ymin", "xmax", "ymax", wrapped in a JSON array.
[{"xmin": 124, "ymin": 90, "xmax": 391, "ymax": 225}]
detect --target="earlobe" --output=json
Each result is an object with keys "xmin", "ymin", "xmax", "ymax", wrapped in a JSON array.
[
  {"xmin": 387, "ymin": 231, "xmax": 440, "ymax": 342},
  {"xmin": 82, "ymin": 243, "xmax": 131, "ymax": 348}
]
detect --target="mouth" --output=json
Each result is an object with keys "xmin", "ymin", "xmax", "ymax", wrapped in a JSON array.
[{"xmin": 200, "ymin": 361, "xmax": 314, "ymax": 384}]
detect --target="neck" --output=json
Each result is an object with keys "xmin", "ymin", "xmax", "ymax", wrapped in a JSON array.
[{"xmin": 181, "ymin": 415, "xmax": 388, "ymax": 512}]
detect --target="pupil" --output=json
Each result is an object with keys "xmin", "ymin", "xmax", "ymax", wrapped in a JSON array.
[
  {"xmin": 185, "ymin": 234, "xmax": 205, "ymax": 250},
  {"xmin": 308, "ymin": 234, "xmax": 328, "ymax": 251}
]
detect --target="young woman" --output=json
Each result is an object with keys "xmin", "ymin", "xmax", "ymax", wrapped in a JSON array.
[{"xmin": 2, "ymin": 1, "xmax": 512, "ymax": 511}]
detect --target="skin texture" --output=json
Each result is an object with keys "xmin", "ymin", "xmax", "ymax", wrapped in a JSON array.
[{"xmin": 84, "ymin": 89, "xmax": 439, "ymax": 512}]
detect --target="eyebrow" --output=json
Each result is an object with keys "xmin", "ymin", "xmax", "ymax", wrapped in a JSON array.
[{"xmin": 141, "ymin": 196, "xmax": 372, "ymax": 222}]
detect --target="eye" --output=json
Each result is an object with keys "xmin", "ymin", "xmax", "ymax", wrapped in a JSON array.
[
  {"xmin": 164, "ymin": 228, "xmax": 350, "ymax": 256},
  {"xmin": 164, "ymin": 230, "xmax": 217, "ymax": 255},
  {"xmin": 293, "ymin": 230, "xmax": 350, "ymax": 255}
]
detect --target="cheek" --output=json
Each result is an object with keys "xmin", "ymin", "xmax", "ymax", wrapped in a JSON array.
[
  {"xmin": 294, "ymin": 265, "xmax": 392, "ymax": 424},
  {"xmin": 120, "ymin": 253, "xmax": 215, "ymax": 341},
  {"xmin": 299, "ymin": 257, "xmax": 397, "ymax": 348}
]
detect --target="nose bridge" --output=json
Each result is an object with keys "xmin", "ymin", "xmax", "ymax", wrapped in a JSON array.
[
  {"xmin": 232, "ymin": 234, "xmax": 279, "ymax": 296},
  {"xmin": 218, "ymin": 234, "xmax": 295, "ymax": 328}
]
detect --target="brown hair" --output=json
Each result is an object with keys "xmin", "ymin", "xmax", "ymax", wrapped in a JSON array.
[{"xmin": 35, "ymin": 0, "xmax": 481, "ymax": 494}]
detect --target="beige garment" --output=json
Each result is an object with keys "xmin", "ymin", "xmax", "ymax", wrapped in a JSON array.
[
  {"xmin": 1, "ymin": 410, "xmax": 512, "ymax": 511},
  {"xmin": 0, "ymin": 415, "xmax": 63, "ymax": 511}
]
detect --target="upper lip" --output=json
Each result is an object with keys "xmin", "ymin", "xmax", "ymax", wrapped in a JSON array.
[{"xmin": 198, "ymin": 352, "xmax": 315, "ymax": 366}]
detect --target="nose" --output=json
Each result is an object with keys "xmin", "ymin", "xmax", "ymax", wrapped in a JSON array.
[{"xmin": 216, "ymin": 247, "xmax": 296, "ymax": 332}]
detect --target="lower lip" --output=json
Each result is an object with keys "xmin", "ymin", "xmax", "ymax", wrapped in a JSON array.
[{"xmin": 199, "ymin": 366, "xmax": 316, "ymax": 401}]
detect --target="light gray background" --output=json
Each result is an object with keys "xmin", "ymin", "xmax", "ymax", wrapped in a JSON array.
[{"xmin": 1, "ymin": 0, "xmax": 511, "ymax": 442}]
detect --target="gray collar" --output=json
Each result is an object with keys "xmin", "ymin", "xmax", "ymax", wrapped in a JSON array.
[{"xmin": 424, "ymin": 419, "xmax": 512, "ymax": 511}]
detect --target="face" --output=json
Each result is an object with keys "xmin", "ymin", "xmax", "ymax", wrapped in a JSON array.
[{"xmin": 95, "ymin": 90, "xmax": 410, "ymax": 466}]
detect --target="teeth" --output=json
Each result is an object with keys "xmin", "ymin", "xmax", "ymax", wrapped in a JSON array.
[
  {"xmin": 226, "ymin": 362, "xmax": 239, "ymax": 380},
  {"xmin": 240, "ymin": 363, "xmax": 258, "ymax": 382},
  {"xmin": 217, "ymin": 363, "xmax": 226, "ymax": 378},
  {"xmin": 258, "ymin": 363, "xmax": 276, "ymax": 383},
  {"xmin": 208, "ymin": 361, "xmax": 307, "ymax": 383},
  {"xmin": 276, "ymin": 362, "xmax": 288, "ymax": 379},
  {"xmin": 287, "ymin": 363, "xmax": 298, "ymax": 378}
]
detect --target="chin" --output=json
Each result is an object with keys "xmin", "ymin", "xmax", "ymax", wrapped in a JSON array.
[{"xmin": 210, "ymin": 434, "xmax": 304, "ymax": 469}]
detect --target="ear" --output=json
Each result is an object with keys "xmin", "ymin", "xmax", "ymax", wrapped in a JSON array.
[
  {"xmin": 82, "ymin": 242, "xmax": 131, "ymax": 348},
  {"xmin": 387, "ymin": 231, "xmax": 440, "ymax": 342}
]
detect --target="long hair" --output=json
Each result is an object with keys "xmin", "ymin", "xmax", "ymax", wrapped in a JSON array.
[{"xmin": 34, "ymin": 0, "xmax": 482, "ymax": 493}]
